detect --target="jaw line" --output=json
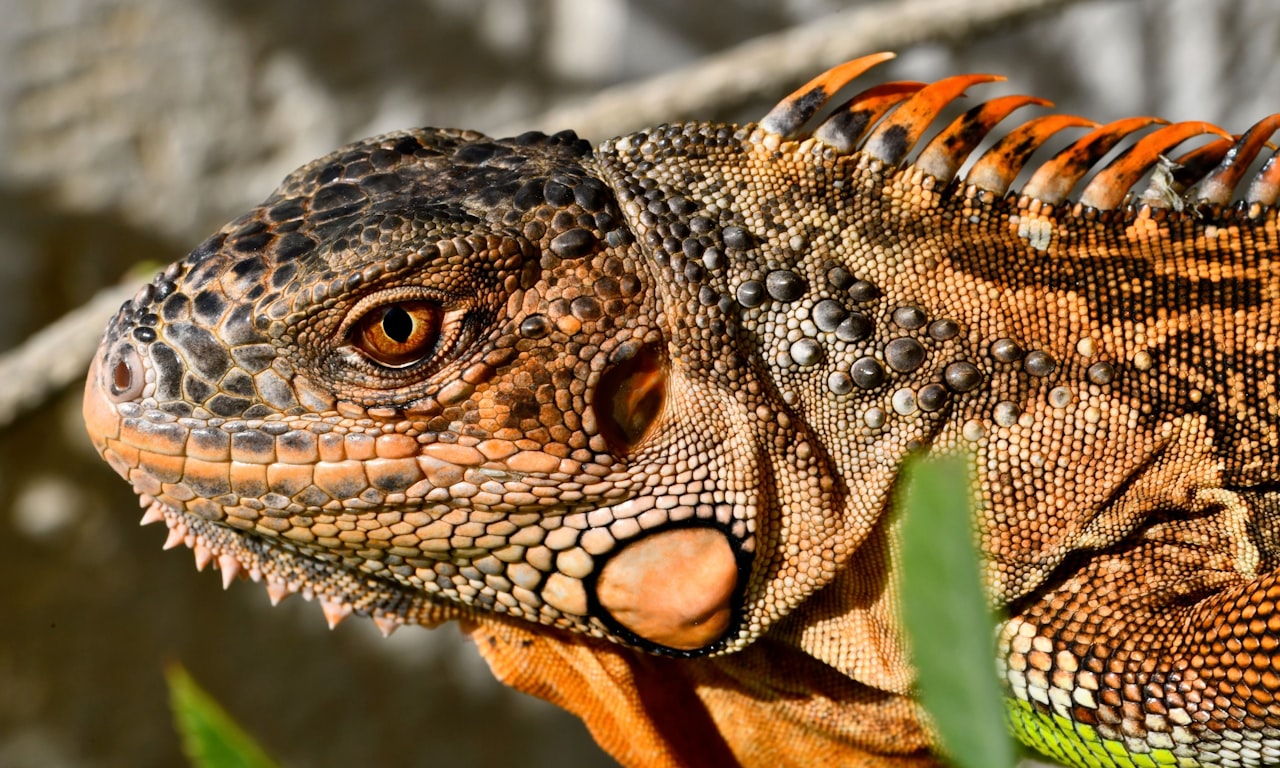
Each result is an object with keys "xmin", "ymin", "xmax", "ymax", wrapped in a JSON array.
[{"xmin": 136, "ymin": 494, "xmax": 466, "ymax": 636}]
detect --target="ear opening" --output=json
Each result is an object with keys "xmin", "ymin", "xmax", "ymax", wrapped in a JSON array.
[{"xmin": 595, "ymin": 343, "xmax": 668, "ymax": 456}]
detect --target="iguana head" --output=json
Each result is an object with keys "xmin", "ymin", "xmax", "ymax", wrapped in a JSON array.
[{"xmin": 82, "ymin": 113, "xmax": 860, "ymax": 656}]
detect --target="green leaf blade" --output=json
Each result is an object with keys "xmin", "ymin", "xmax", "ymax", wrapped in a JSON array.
[
  {"xmin": 166, "ymin": 664, "xmax": 280, "ymax": 768},
  {"xmin": 899, "ymin": 452, "xmax": 1015, "ymax": 768}
]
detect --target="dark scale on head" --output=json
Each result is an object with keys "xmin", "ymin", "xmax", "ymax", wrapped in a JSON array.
[
  {"xmin": 848, "ymin": 280, "xmax": 880, "ymax": 302},
  {"xmin": 134, "ymin": 283, "xmax": 156, "ymax": 307},
  {"xmin": 1087, "ymin": 361, "xmax": 1116, "ymax": 386},
  {"xmin": 722, "ymin": 226, "xmax": 752, "ymax": 250},
  {"xmin": 542, "ymin": 179, "xmax": 575, "ymax": 207},
  {"xmin": 927, "ymin": 319, "xmax": 960, "ymax": 341},
  {"xmin": 943, "ymin": 361, "xmax": 983, "ymax": 393},
  {"xmin": 274, "ymin": 232, "xmax": 317, "ymax": 262},
  {"xmin": 149, "ymin": 343, "xmax": 183, "ymax": 401},
  {"xmin": 991, "ymin": 338, "xmax": 1024, "ymax": 363},
  {"xmin": 884, "ymin": 337, "xmax": 925, "ymax": 373},
  {"xmin": 835, "ymin": 313, "xmax": 872, "ymax": 343},
  {"xmin": 681, "ymin": 238, "xmax": 704, "ymax": 261},
  {"xmin": 826, "ymin": 266, "xmax": 854, "ymax": 290},
  {"xmin": 765, "ymin": 270, "xmax": 805, "ymax": 302},
  {"xmin": 192, "ymin": 290, "xmax": 226, "ymax": 323},
  {"xmin": 570, "ymin": 296, "xmax": 604, "ymax": 321},
  {"xmin": 167, "ymin": 324, "xmax": 230, "ymax": 381},
  {"xmin": 266, "ymin": 198, "xmax": 306, "ymax": 223},
  {"xmin": 1024, "ymin": 350, "xmax": 1057, "ymax": 377},
  {"xmin": 737, "ymin": 281, "xmax": 766, "ymax": 308},
  {"xmin": 550, "ymin": 229, "xmax": 597, "ymax": 259},
  {"xmin": 184, "ymin": 232, "xmax": 226, "ymax": 267},
  {"xmin": 701, "ymin": 246, "xmax": 724, "ymax": 271},
  {"xmin": 310, "ymin": 183, "xmax": 369, "ymax": 220},
  {"xmin": 183, "ymin": 373, "xmax": 215, "ymax": 403},
  {"xmin": 231, "ymin": 231, "xmax": 274, "ymax": 255},
  {"xmin": 813, "ymin": 299, "xmax": 849, "ymax": 332},
  {"xmin": 667, "ymin": 196, "xmax": 696, "ymax": 216},
  {"xmin": 892, "ymin": 306, "xmax": 927, "ymax": 330},
  {"xmin": 851, "ymin": 356, "xmax": 886, "ymax": 389},
  {"xmin": 917, "ymin": 383, "xmax": 949, "ymax": 412}
]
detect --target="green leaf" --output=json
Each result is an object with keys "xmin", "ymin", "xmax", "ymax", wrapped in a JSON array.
[
  {"xmin": 166, "ymin": 664, "xmax": 280, "ymax": 768},
  {"xmin": 898, "ymin": 451, "xmax": 1015, "ymax": 768}
]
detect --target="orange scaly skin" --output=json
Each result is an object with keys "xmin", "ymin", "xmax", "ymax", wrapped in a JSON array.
[{"xmin": 84, "ymin": 54, "xmax": 1280, "ymax": 766}]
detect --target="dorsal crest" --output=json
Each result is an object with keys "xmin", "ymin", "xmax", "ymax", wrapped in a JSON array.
[{"xmin": 759, "ymin": 53, "xmax": 1280, "ymax": 216}]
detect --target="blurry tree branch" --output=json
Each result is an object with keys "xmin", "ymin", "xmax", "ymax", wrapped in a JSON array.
[
  {"xmin": 0, "ymin": 281, "xmax": 138, "ymax": 428},
  {"xmin": 502, "ymin": 0, "xmax": 1086, "ymax": 139},
  {"xmin": 0, "ymin": 0, "xmax": 1084, "ymax": 430}
]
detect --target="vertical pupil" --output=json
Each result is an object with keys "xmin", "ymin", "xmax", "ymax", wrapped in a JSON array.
[{"xmin": 382, "ymin": 307, "xmax": 414, "ymax": 343}]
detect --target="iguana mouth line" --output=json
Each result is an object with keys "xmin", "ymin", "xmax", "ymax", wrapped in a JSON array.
[{"xmin": 137, "ymin": 494, "xmax": 449, "ymax": 637}]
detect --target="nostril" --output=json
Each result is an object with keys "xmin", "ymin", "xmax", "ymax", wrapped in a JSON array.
[
  {"xmin": 113, "ymin": 359, "xmax": 132, "ymax": 392},
  {"xmin": 106, "ymin": 345, "xmax": 145, "ymax": 402}
]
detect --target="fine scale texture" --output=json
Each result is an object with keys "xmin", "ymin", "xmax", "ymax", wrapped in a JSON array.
[{"xmin": 84, "ymin": 53, "xmax": 1280, "ymax": 767}]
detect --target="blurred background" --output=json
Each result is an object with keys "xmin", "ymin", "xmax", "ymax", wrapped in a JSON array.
[{"xmin": 1, "ymin": 0, "xmax": 1277, "ymax": 766}]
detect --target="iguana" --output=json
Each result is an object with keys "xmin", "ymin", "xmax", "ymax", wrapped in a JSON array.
[{"xmin": 82, "ymin": 52, "xmax": 1280, "ymax": 767}]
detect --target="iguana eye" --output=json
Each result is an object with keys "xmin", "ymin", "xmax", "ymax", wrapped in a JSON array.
[{"xmin": 351, "ymin": 301, "xmax": 442, "ymax": 368}]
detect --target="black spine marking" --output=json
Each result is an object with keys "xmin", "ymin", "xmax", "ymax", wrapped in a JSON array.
[
  {"xmin": 862, "ymin": 74, "xmax": 1003, "ymax": 166},
  {"xmin": 1246, "ymin": 150, "xmax": 1280, "ymax": 206},
  {"xmin": 1022, "ymin": 117, "xmax": 1165, "ymax": 205},
  {"xmin": 1196, "ymin": 114, "xmax": 1280, "ymax": 205},
  {"xmin": 1170, "ymin": 138, "xmax": 1234, "ymax": 194},
  {"xmin": 758, "ymin": 53, "xmax": 896, "ymax": 138},
  {"xmin": 915, "ymin": 95, "xmax": 1051, "ymax": 183},
  {"xmin": 964, "ymin": 115, "xmax": 1095, "ymax": 195},
  {"xmin": 812, "ymin": 82, "xmax": 925, "ymax": 154},
  {"xmin": 1080, "ymin": 122, "xmax": 1228, "ymax": 211}
]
